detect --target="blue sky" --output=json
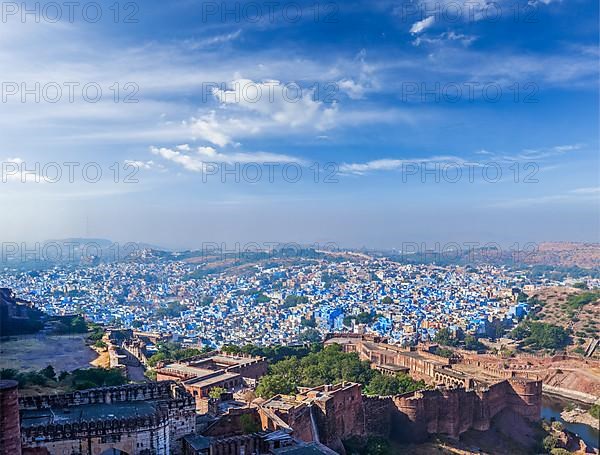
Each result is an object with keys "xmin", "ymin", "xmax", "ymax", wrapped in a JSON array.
[{"xmin": 1, "ymin": 0, "xmax": 598, "ymax": 249}]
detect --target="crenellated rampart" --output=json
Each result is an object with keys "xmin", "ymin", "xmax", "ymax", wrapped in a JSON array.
[
  {"xmin": 386, "ymin": 378, "xmax": 542, "ymax": 441},
  {"xmin": 19, "ymin": 381, "xmax": 196, "ymax": 455},
  {"xmin": 18, "ymin": 381, "xmax": 185, "ymax": 410}
]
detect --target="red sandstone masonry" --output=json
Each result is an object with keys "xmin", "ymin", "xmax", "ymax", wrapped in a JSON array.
[
  {"xmin": 389, "ymin": 378, "xmax": 542, "ymax": 441},
  {"xmin": 313, "ymin": 335, "xmax": 543, "ymax": 445},
  {"xmin": 0, "ymin": 380, "xmax": 21, "ymax": 455},
  {"xmin": 18, "ymin": 381, "xmax": 196, "ymax": 455}
]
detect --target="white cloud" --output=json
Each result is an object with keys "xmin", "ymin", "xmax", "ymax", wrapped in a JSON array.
[
  {"xmin": 338, "ymin": 79, "xmax": 367, "ymax": 99},
  {"xmin": 339, "ymin": 142, "xmax": 588, "ymax": 176},
  {"xmin": 410, "ymin": 16, "xmax": 435, "ymax": 34},
  {"xmin": 511, "ymin": 144, "xmax": 584, "ymax": 161},
  {"xmin": 187, "ymin": 111, "xmax": 235, "ymax": 148},
  {"xmin": 337, "ymin": 49, "xmax": 378, "ymax": 99},
  {"xmin": 150, "ymin": 145, "xmax": 303, "ymax": 173},
  {"xmin": 340, "ymin": 155, "xmax": 468, "ymax": 174},
  {"xmin": 124, "ymin": 160, "xmax": 156, "ymax": 170},
  {"xmin": 167, "ymin": 78, "xmax": 341, "ymax": 147},
  {"xmin": 211, "ymin": 78, "xmax": 338, "ymax": 129},
  {"xmin": 183, "ymin": 30, "xmax": 242, "ymax": 49}
]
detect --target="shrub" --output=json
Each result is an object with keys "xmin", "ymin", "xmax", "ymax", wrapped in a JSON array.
[{"xmin": 542, "ymin": 435, "xmax": 558, "ymax": 452}]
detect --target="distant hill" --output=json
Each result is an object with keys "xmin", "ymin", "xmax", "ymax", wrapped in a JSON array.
[
  {"xmin": 384, "ymin": 242, "xmax": 600, "ymax": 271},
  {"xmin": 0, "ymin": 238, "xmax": 169, "ymax": 268},
  {"xmin": 519, "ymin": 242, "xmax": 600, "ymax": 269},
  {"xmin": 43, "ymin": 238, "xmax": 166, "ymax": 252}
]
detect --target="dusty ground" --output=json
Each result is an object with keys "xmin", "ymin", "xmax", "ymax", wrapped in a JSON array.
[
  {"xmin": 0, "ymin": 333, "xmax": 99, "ymax": 372},
  {"xmin": 90, "ymin": 347, "xmax": 110, "ymax": 368},
  {"xmin": 542, "ymin": 365, "xmax": 600, "ymax": 397},
  {"xmin": 455, "ymin": 352, "xmax": 600, "ymax": 398}
]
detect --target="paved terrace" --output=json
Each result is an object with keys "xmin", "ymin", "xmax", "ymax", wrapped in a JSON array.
[{"xmin": 21, "ymin": 401, "xmax": 158, "ymax": 428}]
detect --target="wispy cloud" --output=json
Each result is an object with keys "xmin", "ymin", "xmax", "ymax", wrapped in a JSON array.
[
  {"xmin": 338, "ymin": 143, "xmax": 589, "ymax": 176},
  {"xmin": 183, "ymin": 29, "xmax": 242, "ymax": 49},
  {"xmin": 150, "ymin": 144, "xmax": 303, "ymax": 173},
  {"xmin": 340, "ymin": 155, "xmax": 470, "ymax": 174}
]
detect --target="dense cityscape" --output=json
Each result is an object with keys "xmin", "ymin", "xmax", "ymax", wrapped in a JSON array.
[{"xmin": 1, "ymin": 249, "xmax": 543, "ymax": 348}]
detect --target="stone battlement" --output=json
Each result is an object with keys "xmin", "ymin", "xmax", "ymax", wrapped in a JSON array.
[
  {"xmin": 21, "ymin": 413, "xmax": 170, "ymax": 443},
  {"xmin": 18, "ymin": 381, "xmax": 196, "ymax": 455},
  {"xmin": 18, "ymin": 381, "xmax": 188, "ymax": 410}
]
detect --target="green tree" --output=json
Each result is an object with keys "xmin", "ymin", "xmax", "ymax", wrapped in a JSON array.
[
  {"xmin": 298, "ymin": 328, "xmax": 322, "ymax": 343},
  {"xmin": 395, "ymin": 373, "xmax": 426, "ymax": 394},
  {"xmin": 144, "ymin": 370, "xmax": 157, "ymax": 381},
  {"xmin": 255, "ymin": 293, "xmax": 270, "ymax": 303},
  {"xmin": 39, "ymin": 365, "xmax": 56, "ymax": 380},
  {"xmin": 364, "ymin": 374, "xmax": 400, "ymax": 396},
  {"xmin": 70, "ymin": 368, "xmax": 126, "ymax": 390},
  {"xmin": 344, "ymin": 312, "xmax": 378, "ymax": 325},
  {"xmin": 434, "ymin": 327, "xmax": 460, "ymax": 347},
  {"xmin": 343, "ymin": 436, "xmax": 391, "ymax": 455},
  {"xmin": 300, "ymin": 317, "xmax": 316, "ymax": 328},
  {"xmin": 255, "ymin": 344, "xmax": 425, "ymax": 399},
  {"xmin": 511, "ymin": 321, "xmax": 570, "ymax": 350},
  {"xmin": 208, "ymin": 387, "xmax": 226, "ymax": 399},
  {"xmin": 542, "ymin": 435, "xmax": 558, "ymax": 452},
  {"xmin": 282, "ymin": 295, "xmax": 308, "ymax": 308},
  {"xmin": 464, "ymin": 335, "xmax": 486, "ymax": 351},
  {"xmin": 255, "ymin": 374, "xmax": 296, "ymax": 398},
  {"xmin": 147, "ymin": 352, "xmax": 167, "ymax": 367},
  {"xmin": 435, "ymin": 348, "xmax": 454, "ymax": 358}
]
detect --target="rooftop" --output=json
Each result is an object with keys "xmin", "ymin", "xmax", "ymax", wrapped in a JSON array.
[
  {"xmin": 20, "ymin": 401, "xmax": 158, "ymax": 428},
  {"xmin": 185, "ymin": 371, "xmax": 240, "ymax": 389},
  {"xmin": 183, "ymin": 434, "xmax": 211, "ymax": 451}
]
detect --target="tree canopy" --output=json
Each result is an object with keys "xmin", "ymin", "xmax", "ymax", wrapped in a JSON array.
[
  {"xmin": 221, "ymin": 343, "xmax": 321, "ymax": 363},
  {"xmin": 255, "ymin": 344, "xmax": 425, "ymax": 399},
  {"xmin": 343, "ymin": 311, "xmax": 380, "ymax": 327},
  {"xmin": 0, "ymin": 366, "xmax": 126, "ymax": 390},
  {"xmin": 511, "ymin": 321, "xmax": 570, "ymax": 350},
  {"xmin": 146, "ymin": 342, "xmax": 209, "ymax": 367}
]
